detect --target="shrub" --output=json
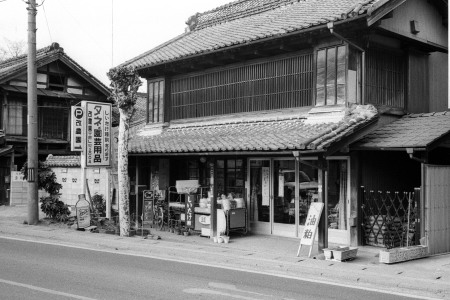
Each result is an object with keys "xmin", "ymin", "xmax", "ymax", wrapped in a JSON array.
[
  {"xmin": 92, "ymin": 194, "xmax": 106, "ymax": 217},
  {"xmin": 21, "ymin": 161, "xmax": 62, "ymax": 195},
  {"xmin": 22, "ymin": 160, "xmax": 68, "ymax": 222},
  {"xmin": 40, "ymin": 196, "xmax": 70, "ymax": 221}
]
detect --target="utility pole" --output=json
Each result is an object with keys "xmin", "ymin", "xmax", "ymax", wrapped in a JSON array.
[{"xmin": 27, "ymin": 0, "xmax": 39, "ymax": 225}]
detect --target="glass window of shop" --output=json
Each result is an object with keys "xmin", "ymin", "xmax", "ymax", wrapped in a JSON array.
[
  {"xmin": 298, "ymin": 162, "xmax": 319, "ymax": 226},
  {"xmin": 249, "ymin": 159, "xmax": 271, "ymax": 223},
  {"xmin": 249, "ymin": 158, "xmax": 348, "ymax": 231},
  {"xmin": 327, "ymin": 160, "xmax": 348, "ymax": 230},
  {"xmin": 273, "ymin": 160, "xmax": 296, "ymax": 225},
  {"xmin": 216, "ymin": 159, "xmax": 245, "ymax": 198}
]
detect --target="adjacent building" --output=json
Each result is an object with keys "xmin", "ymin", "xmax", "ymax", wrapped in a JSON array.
[{"xmin": 0, "ymin": 43, "xmax": 113, "ymax": 205}]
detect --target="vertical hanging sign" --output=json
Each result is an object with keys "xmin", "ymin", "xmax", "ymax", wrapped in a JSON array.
[
  {"xmin": 185, "ymin": 194, "xmax": 195, "ymax": 229},
  {"xmin": 82, "ymin": 101, "xmax": 112, "ymax": 167},
  {"xmin": 70, "ymin": 106, "xmax": 85, "ymax": 151},
  {"xmin": 262, "ymin": 167, "xmax": 270, "ymax": 206}
]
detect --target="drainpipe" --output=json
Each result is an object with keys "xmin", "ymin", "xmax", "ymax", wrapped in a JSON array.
[
  {"xmin": 406, "ymin": 148, "xmax": 426, "ymax": 163},
  {"xmin": 327, "ymin": 22, "xmax": 366, "ymax": 104}
]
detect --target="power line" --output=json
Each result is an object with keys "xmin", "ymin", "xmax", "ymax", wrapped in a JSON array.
[
  {"xmin": 42, "ymin": 1, "xmax": 53, "ymax": 42},
  {"xmin": 111, "ymin": 0, "xmax": 114, "ymax": 67}
]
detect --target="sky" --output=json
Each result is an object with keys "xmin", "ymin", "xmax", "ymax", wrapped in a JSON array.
[{"xmin": 0, "ymin": 0, "xmax": 232, "ymax": 89}]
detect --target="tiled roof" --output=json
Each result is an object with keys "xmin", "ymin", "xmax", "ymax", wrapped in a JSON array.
[
  {"xmin": 0, "ymin": 43, "xmax": 110, "ymax": 96},
  {"xmin": 129, "ymin": 104, "xmax": 378, "ymax": 154},
  {"xmin": 354, "ymin": 111, "xmax": 450, "ymax": 149},
  {"xmin": 45, "ymin": 155, "xmax": 81, "ymax": 167},
  {"xmin": 122, "ymin": 0, "xmax": 385, "ymax": 70}
]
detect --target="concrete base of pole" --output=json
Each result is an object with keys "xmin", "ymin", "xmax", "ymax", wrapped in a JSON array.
[{"xmin": 27, "ymin": 184, "xmax": 39, "ymax": 225}]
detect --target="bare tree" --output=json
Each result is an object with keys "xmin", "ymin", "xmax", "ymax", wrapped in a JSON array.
[
  {"xmin": 0, "ymin": 39, "xmax": 26, "ymax": 62},
  {"xmin": 107, "ymin": 66, "xmax": 142, "ymax": 237}
]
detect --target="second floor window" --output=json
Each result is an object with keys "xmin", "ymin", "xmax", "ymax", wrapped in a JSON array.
[
  {"xmin": 316, "ymin": 45, "xmax": 346, "ymax": 106},
  {"xmin": 170, "ymin": 52, "xmax": 314, "ymax": 120},
  {"xmin": 147, "ymin": 78, "xmax": 165, "ymax": 123},
  {"xmin": 4, "ymin": 98, "xmax": 68, "ymax": 140}
]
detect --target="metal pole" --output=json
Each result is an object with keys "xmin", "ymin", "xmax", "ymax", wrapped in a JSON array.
[{"xmin": 27, "ymin": 0, "xmax": 39, "ymax": 225}]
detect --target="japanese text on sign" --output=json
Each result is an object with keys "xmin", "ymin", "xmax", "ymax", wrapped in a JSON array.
[
  {"xmin": 300, "ymin": 202, "xmax": 324, "ymax": 246},
  {"xmin": 70, "ymin": 106, "xmax": 84, "ymax": 151},
  {"xmin": 185, "ymin": 195, "xmax": 195, "ymax": 228},
  {"xmin": 82, "ymin": 101, "xmax": 112, "ymax": 167}
]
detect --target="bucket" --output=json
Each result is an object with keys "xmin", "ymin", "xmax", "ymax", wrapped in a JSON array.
[
  {"xmin": 222, "ymin": 199, "xmax": 231, "ymax": 211},
  {"xmin": 235, "ymin": 198, "xmax": 245, "ymax": 208}
]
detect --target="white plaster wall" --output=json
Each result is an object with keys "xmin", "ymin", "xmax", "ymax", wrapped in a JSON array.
[{"xmin": 54, "ymin": 167, "xmax": 110, "ymax": 208}]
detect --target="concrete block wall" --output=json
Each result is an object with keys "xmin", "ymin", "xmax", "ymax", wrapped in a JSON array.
[
  {"xmin": 10, "ymin": 168, "xmax": 111, "ymax": 216},
  {"xmin": 10, "ymin": 171, "xmax": 47, "ymax": 205}
]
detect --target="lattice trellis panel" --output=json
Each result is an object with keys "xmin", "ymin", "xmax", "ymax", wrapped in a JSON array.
[{"xmin": 361, "ymin": 188, "xmax": 418, "ymax": 249}]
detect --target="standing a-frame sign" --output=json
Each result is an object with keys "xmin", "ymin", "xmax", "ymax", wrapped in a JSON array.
[{"xmin": 297, "ymin": 202, "xmax": 324, "ymax": 257}]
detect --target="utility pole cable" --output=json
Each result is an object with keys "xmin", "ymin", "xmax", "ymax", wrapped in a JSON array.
[{"xmin": 27, "ymin": 0, "xmax": 39, "ymax": 225}]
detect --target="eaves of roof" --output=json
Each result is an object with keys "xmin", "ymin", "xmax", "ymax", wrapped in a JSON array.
[{"xmin": 128, "ymin": 104, "xmax": 378, "ymax": 155}]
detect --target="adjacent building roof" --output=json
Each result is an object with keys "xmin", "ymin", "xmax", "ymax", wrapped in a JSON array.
[
  {"xmin": 0, "ymin": 43, "xmax": 110, "ymax": 97},
  {"xmin": 45, "ymin": 154, "xmax": 81, "ymax": 167},
  {"xmin": 353, "ymin": 111, "xmax": 450, "ymax": 150},
  {"xmin": 122, "ymin": 0, "xmax": 387, "ymax": 70},
  {"xmin": 129, "ymin": 104, "xmax": 378, "ymax": 154}
]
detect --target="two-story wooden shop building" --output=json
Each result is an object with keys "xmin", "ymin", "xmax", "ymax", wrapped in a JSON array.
[{"xmin": 121, "ymin": 0, "xmax": 448, "ymax": 250}]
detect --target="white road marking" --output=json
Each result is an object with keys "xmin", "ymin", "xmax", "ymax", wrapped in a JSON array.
[
  {"xmin": 0, "ymin": 235, "xmax": 443, "ymax": 300},
  {"xmin": 208, "ymin": 282, "xmax": 268, "ymax": 296},
  {"xmin": 0, "ymin": 278, "xmax": 97, "ymax": 300},
  {"xmin": 184, "ymin": 288, "xmax": 261, "ymax": 300}
]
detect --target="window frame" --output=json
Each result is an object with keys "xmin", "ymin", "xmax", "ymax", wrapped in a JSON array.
[
  {"xmin": 147, "ymin": 77, "xmax": 165, "ymax": 124},
  {"xmin": 315, "ymin": 44, "xmax": 348, "ymax": 106}
]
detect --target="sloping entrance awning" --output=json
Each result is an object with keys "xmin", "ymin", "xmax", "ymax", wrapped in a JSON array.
[
  {"xmin": 129, "ymin": 105, "xmax": 378, "ymax": 155},
  {"xmin": 352, "ymin": 111, "xmax": 450, "ymax": 151},
  {"xmin": 0, "ymin": 145, "xmax": 14, "ymax": 157}
]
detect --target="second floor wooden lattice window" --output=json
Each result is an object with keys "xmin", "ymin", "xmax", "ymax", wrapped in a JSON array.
[
  {"xmin": 170, "ymin": 53, "xmax": 314, "ymax": 120},
  {"xmin": 147, "ymin": 79, "xmax": 165, "ymax": 123}
]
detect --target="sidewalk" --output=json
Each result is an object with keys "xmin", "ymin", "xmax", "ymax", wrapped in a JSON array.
[{"xmin": 1, "ymin": 205, "xmax": 449, "ymax": 299}]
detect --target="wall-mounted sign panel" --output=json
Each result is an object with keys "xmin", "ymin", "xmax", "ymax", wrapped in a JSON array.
[{"xmin": 70, "ymin": 106, "xmax": 84, "ymax": 151}]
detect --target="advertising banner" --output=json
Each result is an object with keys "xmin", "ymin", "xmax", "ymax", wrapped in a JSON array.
[{"xmin": 82, "ymin": 101, "xmax": 112, "ymax": 167}]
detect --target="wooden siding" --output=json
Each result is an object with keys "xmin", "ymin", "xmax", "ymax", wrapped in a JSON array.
[
  {"xmin": 365, "ymin": 48, "xmax": 406, "ymax": 109},
  {"xmin": 424, "ymin": 164, "xmax": 450, "ymax": 255},
  {"xmin": 408, "ymin": 50, "xmax": 429, "ymax": 114},
  {"xmin": 429, "ymin": 52, "xmax": 449, "ymax": 112},
  {"xmin": 379, "ymin": 0, "xmax": 448, "ymax": 48},
  {"xmin": 170, "ymin": 53, "xmax": 314, "ymax": 120}
]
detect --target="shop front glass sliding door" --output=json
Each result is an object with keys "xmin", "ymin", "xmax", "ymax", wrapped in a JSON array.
[
  {"xmin": 248, "ymin": 159, "xmax": 271, "ymax": 234},
  {"xmin": 272, "ymin": 159, "xmax": 297, "ymax": 237},
  {"xmin": 248, "ymin": 158, "xmax": 297, "ymax": 237}
]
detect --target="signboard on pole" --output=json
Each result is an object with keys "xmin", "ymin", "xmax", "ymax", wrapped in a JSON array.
[
  {"xmin": 297, "ymin": 202, "xmax": 324, "ymax": 257},
  {"xmin": 70, "ymin": 106, "xmax": 84, "ymax": 151},
  {"xmin": 82, "ymin": 101, "xmax": 112, "ymax": 167}
]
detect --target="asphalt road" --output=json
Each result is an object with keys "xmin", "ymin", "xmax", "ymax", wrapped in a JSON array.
[{"xmin": 0, "ymin": 238, "xmax": 419, "ymax": 300}]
